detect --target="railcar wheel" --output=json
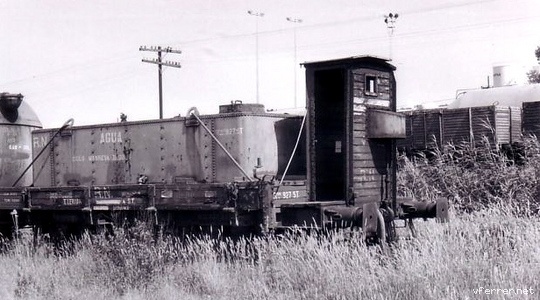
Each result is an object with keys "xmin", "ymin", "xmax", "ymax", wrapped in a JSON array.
[{"xmin": 362, "ymin": 203, "xmax": 387, "ymax": 245}]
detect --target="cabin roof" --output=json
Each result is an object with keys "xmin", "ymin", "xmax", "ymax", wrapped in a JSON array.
[{"xmin": 302, "ymin": 55, "xmax": 396, "ymax": 71}]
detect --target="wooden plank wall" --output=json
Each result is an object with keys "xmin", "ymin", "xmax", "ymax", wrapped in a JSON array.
[
  {"xmin": 351, "ymin": 68, "xmax": 393, "ymax": 203},
  {"xmin": 400, "ymin": 105, "xmax": 521, "ymax": 150},
  {"xmin": 424, "ymin": 111, "xmax": 443, "ymax": 148},
  {"xmin": 470, "ymin": 106, "xmax": 497, "ymax": 145},
  {"xmin": 442, "ymin": 108, "xmax": 472, "ymax": 145},
  {"xmin": 510, "ymin": 107, "xmax": 522, "ymax": 143},
  {"xmin": 523, "ymin": 101, "xmax": 540, "ymax": 138},
  {"xmin": 396, "ymin": 111, "xmax": 413, "ymax": 149}
]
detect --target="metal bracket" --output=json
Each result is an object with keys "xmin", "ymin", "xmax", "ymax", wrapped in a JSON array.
[
  {"xmin": 362, "ymin": 202, "xmax": 379, "ymax": 237},
  {"xmin": 185, "ymin": 107, "xmax": 200, "ymax": 127},
  {"xmin": 435, "ymin": 198, "xmax": 449, "ymax": 223}
]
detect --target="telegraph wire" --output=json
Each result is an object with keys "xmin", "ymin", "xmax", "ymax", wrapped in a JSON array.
[
  {"xmin": 139, "ymin": 45, "xmax": 182, "ymax": 119},
  {"xmin": 2, "ymin": 0, "xmax": 536, "ymax": 90}
]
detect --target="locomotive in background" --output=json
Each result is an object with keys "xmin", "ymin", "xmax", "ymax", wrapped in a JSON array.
[{"xmin": 0, "ymin": 56, "xmax": 448, "ymax": 243}]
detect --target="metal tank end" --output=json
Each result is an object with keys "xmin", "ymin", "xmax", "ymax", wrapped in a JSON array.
[
  {"xmin": 0, "ymin": 92, "xmax": 23, "ymax": 110},
  {"xmin": 0, "ymin": 92, "xmax": 24, "ymax": 122}
]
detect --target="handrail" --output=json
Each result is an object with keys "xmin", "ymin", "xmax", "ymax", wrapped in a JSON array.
[
  {"xmin": 276, "ymin": 112, "xmax": 307, "ymax": 194},
  {"xmin": 189, "ymin": 111, "xmax": 253, "ymax": 182},
  {"xmin": 12, "ymin": 119, "xmax": 74, "ymax": 187}
]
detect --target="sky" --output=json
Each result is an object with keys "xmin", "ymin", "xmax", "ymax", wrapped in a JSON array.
[{"xmin": 1, "ymin": 0, "xmax": 539, "ymax": 128}]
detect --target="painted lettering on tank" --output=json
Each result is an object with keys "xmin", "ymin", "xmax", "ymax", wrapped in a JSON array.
[
  {"xmin": 8, "ymin": 144, "xmax": 30, "ymax": 151},
  {"xmin": 72, "ymin": 155, "xmax": 86, "ymax": 162},
  {"xmin": 32, "ymin": 136, "xmax": 48, "ymax": 149},
  {"xmin": 216, "ymin": 127, "xmax": 243, "ymax": 136},
  {"xmin": 72, "ymin": 154, "xmax": 126, "ymax": 162},
  {"xmin": 100, "ymin": 132, "xmax": 123, "ymax": 144}
]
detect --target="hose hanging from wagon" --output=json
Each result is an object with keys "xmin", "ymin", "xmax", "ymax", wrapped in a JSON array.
[
  {"xmin": 12, "ymin": 119, "xmax": 74, "ymax": 187},
  {"xmin": 188, "ymin": 108, "xmax": 254, "ymax": 182},
  {"xmin": 274, "ymin": 111, "xmax": 307, "ymax": 195}
]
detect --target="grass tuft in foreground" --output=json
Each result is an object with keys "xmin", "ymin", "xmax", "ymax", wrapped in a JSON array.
[{"xmin": 1, "ymin": 210, "xmax": 539, "ymax": 300}]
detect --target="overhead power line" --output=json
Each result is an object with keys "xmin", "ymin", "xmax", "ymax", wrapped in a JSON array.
[{"xmin": 139, "ymin": 45, "xmax": 182, "ymax": 119}]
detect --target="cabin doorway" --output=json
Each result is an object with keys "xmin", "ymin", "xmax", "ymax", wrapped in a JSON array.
[{"xmin": 314, "ymin": 69, "xmax": 347, "ymax": 201}]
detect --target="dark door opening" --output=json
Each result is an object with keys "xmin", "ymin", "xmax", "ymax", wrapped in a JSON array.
[{"xmin": 314, "ymin": 69, "xmax": 346, "ymax": 201}]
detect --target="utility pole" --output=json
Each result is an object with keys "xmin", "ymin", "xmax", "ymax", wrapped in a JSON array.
[
  {"xmin": 286, "ymin": 17, "xmax": 302, "ymax": 108},
  {"xmin": 384, "ymin": 13, "xmax": 398, "ymax": 60},
  {"xmin": 248, "ymin": 10, "xmax": 265, "ymax": 104},
  {"xmin": 139, "ymin": 46, "xmax": 182, "ymax": 119}
]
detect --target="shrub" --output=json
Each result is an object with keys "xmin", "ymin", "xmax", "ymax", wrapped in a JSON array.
[{"xmin": 398, "ymin": 136, "xmax": 540, "ymax": 214}]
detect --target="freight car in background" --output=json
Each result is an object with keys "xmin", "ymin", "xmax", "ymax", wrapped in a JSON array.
[
  {"xmin": 398, "ymin": 83, "xmax": 540, "ymax": 153},
  {"xmin": 0, "ymin": 56, "xmax": 448, "ymax": 243},
  {"xmin": 397, "ymin": 105, "xmax": 522, "ymax": 152},
  {"xmin": 522, "ymin": 101, "xmax": 540, "ymax": 138}
]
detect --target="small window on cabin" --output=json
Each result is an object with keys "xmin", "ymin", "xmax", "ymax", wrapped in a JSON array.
[{"xmin": 364, "ymin": 75, "xmax": 378, "ymax": 96}]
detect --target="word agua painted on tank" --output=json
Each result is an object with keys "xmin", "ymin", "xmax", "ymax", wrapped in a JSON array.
[
  {"xmin": 216, "ymin": 127, "xmax": 243, "ymax": 136},
  {"xmin": 100, "ymin": 131, "xmax": 123, "ymax": 144}
]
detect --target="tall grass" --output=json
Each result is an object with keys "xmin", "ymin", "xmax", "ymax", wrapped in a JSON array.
[
  {"xmin": 1, "ymin": 213, "xmax": 539, "ymax": 300},
  {"xmin": 398, "ymin": 136, "xmax": 540, "ymax": 214},
  {"xmin": 1, "ymin": 138, "xmax": 539, "ymax": 299}
]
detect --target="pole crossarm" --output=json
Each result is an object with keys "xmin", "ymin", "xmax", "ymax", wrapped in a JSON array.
[
  {"xmin": 139, "ymin": 45, "xmax": 182, "ymax": 119},
  {"xmin": 139, "ymin": 46, "xmax": 182, "ymax": 54},
  {"xmin": 141, "ymin": 58, "xmax": 181, "ymax": 68}
]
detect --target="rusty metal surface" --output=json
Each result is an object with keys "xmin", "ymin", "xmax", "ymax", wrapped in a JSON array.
[
  {"xmin": 0, "ymin": 125, "xmax": 37, "ymax": 186},
  {"xmin": 31, "ymin": 112, "xmax": 291, "ymax": 186},
  {"xmin": 0, "ymin": 188, "xmax": 26, "ymax": 209},
  {"xmin": 361, "ymin": 202, "xmax": 379, "ymax": 237},
  {"xmin": 154, "ymin": 182, "xmax": 229, "ymax": 210},
  {"xmin": 279, "ymin": 201, "xmax": 345, "ymax": 228},
  {"xmin": 91, "ymin": 184, "xmax": 150, "ymax": 211},
  {"xmin": 366, "ymin": 109, "xmax": 406, "ymax": 138},
  {"xmin": 0, "ymin": 96, "xmax": 42, "ymax": 187},
  {"xmin": 219, "ymin": 102, "xmax": 265, "ymax": 114},
  {"xmin": 0, "ymin": 95, "xmax": 42, "ymax": 127},
  {"xmin": 28, "ymin": 186, "xmax": 87, "ymax": 210}
]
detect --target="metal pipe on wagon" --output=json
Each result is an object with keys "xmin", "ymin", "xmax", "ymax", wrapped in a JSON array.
[
  {"xmin": 189, "ymin": 110, "xmax": 254, "ymax": 182},
  {"xmin": 12, "ymin": 119, "xmax": 74, "ymax": 187}
]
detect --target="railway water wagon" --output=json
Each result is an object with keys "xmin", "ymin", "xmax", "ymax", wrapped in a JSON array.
[{"xmin": 1, "ymin": 56, "xmax": 448, "ymax": 242}]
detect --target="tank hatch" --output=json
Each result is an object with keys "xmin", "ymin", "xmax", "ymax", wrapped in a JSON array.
[
  {"xmin": 219, "ymin": 101, "xmax": 265, "ymax": 114},
  {"xmin": 0, "ymin": 93, "xmax": 42, "ymax": 127}
]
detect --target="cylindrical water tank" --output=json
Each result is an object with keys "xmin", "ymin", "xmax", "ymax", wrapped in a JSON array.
[
  {"xmin": 0, "ymin": 93, "xmax": 42, "ymax": 187},
  {"xmin": 493, "ymin": 65, "xmax": 515, "ymax": 87}
]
